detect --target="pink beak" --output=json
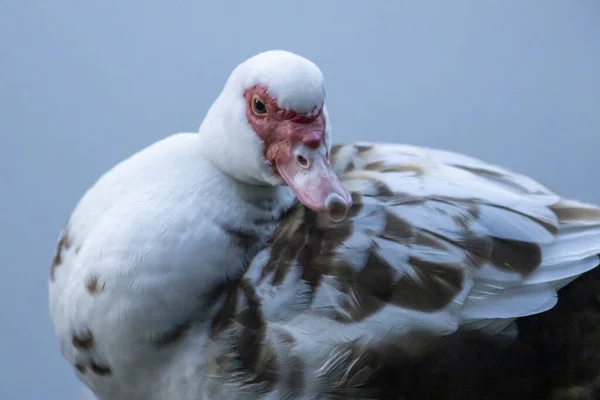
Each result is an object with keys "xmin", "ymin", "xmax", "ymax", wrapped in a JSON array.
[{"xmin": 273, "ymin": 138, "xmax": 352, "ymax": 222}]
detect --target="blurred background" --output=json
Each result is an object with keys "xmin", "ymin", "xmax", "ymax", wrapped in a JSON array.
[{"xmin": 1, "ymin": 1, "xmax": 599, "ymax": 399}]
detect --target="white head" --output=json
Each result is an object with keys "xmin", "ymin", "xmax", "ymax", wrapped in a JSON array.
[{"xmin": 199, "ymin": 50, "xmax": 352, "ymax": 221}]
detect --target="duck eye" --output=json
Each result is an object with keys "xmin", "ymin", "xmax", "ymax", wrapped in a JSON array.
[{"xmin": 252, "ymin": 98, "xmax": 267, "ymax": 115}]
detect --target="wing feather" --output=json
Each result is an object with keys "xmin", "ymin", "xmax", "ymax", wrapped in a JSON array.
[{"xmin": 246, "ymin": 142, "xmax": 600, "ymax": 341}]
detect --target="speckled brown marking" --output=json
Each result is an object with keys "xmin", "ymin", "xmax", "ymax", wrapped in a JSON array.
[
  {"xmin": 365, "ymin": 161, "xmax": 386, "ymax": 171},
  {"xmin": 446, "ymin": 201, "xmax": 480, "ymax": 229},
  {"xmin": 152, "ymin": 322, "xmax": 191, "ymax": 347},
  {"xmin": 334, "ymin": 254, "xmax": 390, "ymax": 323},
  {"xmin": 240, "ymin": 342, "xmax": 278, "ymax": 389},
  {"xmin": 373, "ymin": 181, "xmax": 394, "ymax": 197},
  {"xmin": 90, "ymin": 362, "xmax": 112, "ymax": 376},
  {"xmin": 260, "ymin": 193, "xmax": 365, "ymax": 311},
  {"xmin": 277, "ymin": 329, "xmax": 296, "ymax": 346},
  {"xmin": 222, "ymin": 223, "xmax": 261, "ymax": 253},
  {"xmin": 432, "ymin": 199, "xmax": 480, "ymax": 230},
  {"xmin": 552, "ymin": 204, "xmax": 600, "ymax": 223},
  {"xmin": 85, "ymin": 275, "xmax": 104, "ymax": 294},
  {"xmin": 390, "ymin": 257, "xmax": 464, "ymax": 312},
  {"xmin": 209, "ymin": 282, "xmax": 238, "ymax": 339},
  {"xmin": 276, "ymin": 206, "xmax": 306, "ymax": 239},
  {"xmin": 427, "ymin": 226, "xmax": 542, "ymax": 276},
  {"xmin": 380, "ymin": 211, "xmax": 412, "ymax": 242},
  {"xmin": 72, "ymin": 329, "xmax": 94, "ymax": 350},
  {"xmin": 50, "ymin": 230, "xmax": 71, "ymax": 281},
  {"xmin": 348, "ymin": 192, "xmax": 365, "ymax": 214},
  {"xmin": 342, "ymin": 171, "xmax": 381, "ymax": 182},
  {"xmin": 236, "ymin": 280, "xmax": 264, "ymax": 330},
  {"xmin": 365, "ymin": 161, "xmax": 426, "ymax": 176},
  {"xmin": 358, "ymin": 251, "xmax": 396, "ymax": 300},
  {"xmin": 489, "ymin": 238, "xmax": 542, "ymax": 276},
  {"xmin": 261, "ymin": 208, "xmax": 312, "ymax": 285},
  {"xmin": 235, "ymin": 279, "xmax": 278, "ymax": 390},
  {"xmin": 355, "ymin": 145, "xmax": 373, "ymax": 154},
  {"xmin": 384, "ymin": 164, "xmax": 426, "ymax": 175},
  {"xmin": 415, "ymin": 232, "xmax": 448, "ymax": 250},
  {"xmin": 299, "ymin": 206, "xmax": 360, "ymax": 298},
  {"xmin": 262, "ymin": 196, "xmax": 362, "ymax": 296},
  {"xmin": 299, "ymin": 246, "xmax": 336, "ymax": 294},
  {"xmin": 344, "ymin": 161, "xmax": 356, "ymax": 173}
]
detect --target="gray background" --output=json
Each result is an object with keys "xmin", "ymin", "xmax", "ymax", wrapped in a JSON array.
[{"xmin": 1, "ymin": 1, "xmax": 599, "ymax": 399}]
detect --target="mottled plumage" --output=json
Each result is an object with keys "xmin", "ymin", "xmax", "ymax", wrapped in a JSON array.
[
  {"xmin": 211, "ymin": 143, "xmax": 600, "ymax": 398},
  {"xmin": 49, "ymin": 50, "xmax": 600, "ymax": 399}
]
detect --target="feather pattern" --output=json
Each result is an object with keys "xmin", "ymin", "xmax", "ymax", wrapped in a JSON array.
[{"xmin": 205, "ymin": 142, "xmax": 600, "ymax": 398}]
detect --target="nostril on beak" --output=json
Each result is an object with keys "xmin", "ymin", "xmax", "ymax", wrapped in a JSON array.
[
  {"xmin": 325, "ymin": 193, "xmax": 349, "ymax": 222},
  {"xmin": 296, "ymin": 155, "xmax": 309, "ymax": 168}
]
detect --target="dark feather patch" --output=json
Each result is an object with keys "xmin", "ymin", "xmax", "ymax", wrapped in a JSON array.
[
  {"xmin": 333, "ymin": 255, "xmax": 390, "ymax": 323},
  {"xmin": 209, "ymin": 282, "xmax": 238, "ymax": 339},
  {"xmin": 235, "ymin": 280, "xmax": 278, "ymax": 391},
  {"xmin": 90, "ymin": 362, "xmax": 112, "ymax": 376},
  {"xmin": 355, "ymin": 145, "xmax": 373, "ymax": 154},
  {"xmin": 85, "ymin": 275, "xmax": 104, "ymax": 294},
  {"xmin": 390, "ymin": 257, "xmax": 464, "ymax": 312},
  {"xmin": 552, "ymin": 204, "xmax": 600, "ymax": 223},
  {"xmin": 72, "ymin": 329, "xmax": 94, "ymax": 350},
  {"xmin": 261, "ymin": 196, "xmax": 362, "ymax": 299},
  {"xmin": 365, "ymin": 161, "xmax": 425, "ymax": 176},
  {"xmin": 50, "ymin": 229, "xmax": 71, "ymax": 281},
  {"xmin": 489, "ymin": 238, "xmax": 542, "ymax": 276},
  {"xmin": 221, "ymin": 223, "xmax": 261, "ymax": 253},
  {"xmin": 380, "ymin": 211, "xmax": 412, "ymax": 242}
]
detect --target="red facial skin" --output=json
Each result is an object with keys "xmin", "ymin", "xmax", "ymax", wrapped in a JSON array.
[
  {"xmin": 242, "ymin": 84, "xmax": 352, "ymax": 221},
  {"xmin": 243, "ymin": 85, "xmax": 326, "ymax": 170}
]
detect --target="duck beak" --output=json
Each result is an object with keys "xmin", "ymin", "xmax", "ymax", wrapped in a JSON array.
[{"xmin": 274, "ymin": 141, "xmax": 352, "ymax": 222}]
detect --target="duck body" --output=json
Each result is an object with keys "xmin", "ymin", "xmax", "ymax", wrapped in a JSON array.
[
  {"xmin": 49, "ymin": 50, "xmax": 600, "ymax": 399},
  {"xmin": 49, "ymin": 133, "xmax": 294, "ymax": 399}
]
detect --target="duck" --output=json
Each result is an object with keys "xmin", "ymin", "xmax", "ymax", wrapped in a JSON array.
[{"xmin": 49, "ymin": 49, "xmax": 600, "ymax": 400}]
